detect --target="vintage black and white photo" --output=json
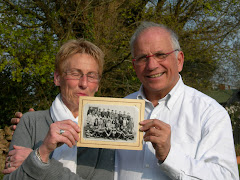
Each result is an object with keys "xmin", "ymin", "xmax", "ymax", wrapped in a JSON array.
[
  {"xmin": 78, "ymin": 96, "xmax": 145, "ymax": 150},
  {"xmin": 83, "ymin": 105, "xmax": 137, "ymax": 142}
]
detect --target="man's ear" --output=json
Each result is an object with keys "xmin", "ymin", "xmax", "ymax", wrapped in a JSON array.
[
  {"xmin": 54, "ymin": 71, "xmax": 61, "ymax": 86},
  {"xmin": 177, "ymin": 51, "xmax": 184, "ymax": 73}
]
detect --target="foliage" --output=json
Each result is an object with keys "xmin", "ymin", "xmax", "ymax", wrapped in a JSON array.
[
  {"xmin": 235, "ymin": 144, "xmax": 240, "ymax": 156},
  {"xmin": 226, "ymin": 102, "xmax": 240, "ymax": 147},
  {"xmin": 226, "ymin": 102, "xmax": 240, "ymax": 131},
  {"xmin": 0, "ymin": 0, "xmax": 239, "ymax": 127},
  {"xmin": 213, "ymin": 35, "xmax": 240, "ymax": 88},
  {"xmin": 0, "ymin": 67, "xmax": 59, "ymax": 128},
  {"xmin": 239, "ymin": 164, "xmax": 240, "ymax": 176}
]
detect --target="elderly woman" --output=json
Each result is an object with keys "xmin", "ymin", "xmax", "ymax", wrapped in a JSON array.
[{"xmin": 4, "ymin": 39, "xmax": 115, "ymax": 180}]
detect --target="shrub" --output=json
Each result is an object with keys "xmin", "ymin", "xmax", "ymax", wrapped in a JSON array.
[{"xmin": 225, "ymin": 102, "xmax": 240, "ymax": 131}]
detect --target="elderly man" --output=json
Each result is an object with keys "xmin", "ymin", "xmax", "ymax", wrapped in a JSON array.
[{"xmin": 115, "ymin": 21, "xmax": 239, "ymax": 179}]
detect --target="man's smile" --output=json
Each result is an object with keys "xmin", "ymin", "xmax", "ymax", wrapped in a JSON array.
[{"xmin": 147, "ymin": 72, "xmax": 164, "ymax": 78}]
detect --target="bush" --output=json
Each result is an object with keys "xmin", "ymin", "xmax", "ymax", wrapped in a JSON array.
[
  {"xmin": 235, "ymin": 144, "xmax": 240, "ymax": 156},
  {"xmin": 225, "ymin": 102, "xmax": 240, "ymax": 131}
]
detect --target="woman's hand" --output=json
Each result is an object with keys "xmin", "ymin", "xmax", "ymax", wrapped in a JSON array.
[{"xmin": 39, "ymin": 120, "xmax": 80, "ymax": 163}]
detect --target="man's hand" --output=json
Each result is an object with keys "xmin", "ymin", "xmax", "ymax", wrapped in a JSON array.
[
  {"xmin": 39, "ymin": 120, "xmax": 80, "ymax": 163},
  {"xmin": 2, "ymin": 145, "xmax": 33, "ymax": 174},
  {"xmin": 10, "ymin": 108, "xmax": 35, "ymax": 131},
  {"xmin": 140, "ymin": 119, "xmax": 171, "ymax": 163}
]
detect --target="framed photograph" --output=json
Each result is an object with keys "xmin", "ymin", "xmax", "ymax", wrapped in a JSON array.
[{"xmin": 77, "ymin": 96, "xmax": 145, "ymax": 150}]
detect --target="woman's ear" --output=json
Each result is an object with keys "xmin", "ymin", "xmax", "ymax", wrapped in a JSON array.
[{"xmin": 54, "ymin": 71, "xmax": 61, "ymax": 86}]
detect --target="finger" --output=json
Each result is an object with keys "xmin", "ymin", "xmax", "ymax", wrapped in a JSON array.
[
  {"xmin": 59, "ymin": 133, "xmax": 77, "ymax": 147},
  {"xmin": 56, "ymin": 120, "xmax": 80, "ymax": 138},
  {"xmin": 139, "ymin": 119, "xmax": 156, "ymax": 131},
  {"xmin": 60, "ymin": 120, "xmax": 80, "ymax": 133},
  {"xmin": 10, "ymin": 125, "xmax": 17, "ymax": 131},
  {"xmin": 61, "ymin": 128, "xmax": 79, "ymax": 145},
  {"xmin": 139, "ymin": 119, "xmax": 154, "ymax": 125},
  {"xmin": 15, "ymin": 112, "xmax": 23, "ymax": 119},
  {"xmin": 60, "ymin": 126, "xmax": 79, "ymax": 142},
  {"xmin": 143, "ymin": 130, "xmax": 167, "ymax": 144},
  {"xmin": 7, "ymin": 156, "xmax": 11, "ymax": 162},
  {"xmin": 28, "ymin": 108, "xmax": 35, "ymax": 112},
  {"xmin": 58, "ymin": 130, "xmax": 77, "ymax": 147},
  {"xmin": 2, "ymin": 167, "xmax": 16, "ymax": 174},
  {"xmin": 140, "ymin": 119, "xmax": 168, "ymax": 132},
  {"xmin": 11, "ymin": 118, "xmax": 20, "ymax": 125},
  {"xmin": 8, "ymin": 158, "xmax": 24, "ymax": 168},
  {"xmin": 7, "ymin": 150, "xmax": 16, "ymax": 156},
  {"xmin": 8, "ymin": 146, "xmax": 32, "ymax": 158},
  {"xmin": 144, "ymin": 136, "xmax": 156, "ymax": 144},
  {"xmin": 143, "ymin": 133, "xmax": 163, "ymax": 142},
  {"xmin": 5, "ymin": 162, "xmax": 12, "ymax": 169},
  {"xmin": 144, "ymin": 132, "xmax": 171, "ymax": 149},
  {"xmin": 8, "ymin": 145, "xmax": 26, "ymax": 156},
  {"xmin": 143, "ymin": 127, "xmax": 161, "ymax": 138},
  {"xmin": 43, "ymin": 121, "xmax": 79, "ymax": 151},
  {"xmin": 13, "ymin": 145, "xmax": 26, "ymax": 150}
]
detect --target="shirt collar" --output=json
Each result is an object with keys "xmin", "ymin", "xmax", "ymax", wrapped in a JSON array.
[
  {"xmin": 137, "ymin": 85, "xmax": 150, "ymax": 102},
  {"xmin": 136, "ymin": 75, "xmax": 185, "ymax": 110},
  {"xmin": 167, "ymin": 75, "xmax": 185, "ymax": 110}
]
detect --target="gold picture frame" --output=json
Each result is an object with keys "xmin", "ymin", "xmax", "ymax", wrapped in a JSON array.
[{"xmin": 77, "ymin": 96, "xmax": 145, "ymax": 150}]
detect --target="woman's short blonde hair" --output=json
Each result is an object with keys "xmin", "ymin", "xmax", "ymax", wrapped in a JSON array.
[{"xmin": 55, "ymin": 39, "xmax": 104, "ymax": 76}]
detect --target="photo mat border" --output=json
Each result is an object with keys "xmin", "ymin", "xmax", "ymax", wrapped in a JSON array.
[{"xmin": 77, "ymin": 96, "xmax": 145, "ymax": 150}]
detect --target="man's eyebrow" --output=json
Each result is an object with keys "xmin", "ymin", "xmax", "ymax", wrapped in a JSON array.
[
  {"xmin": 135, "ymin": 53, "xmax": 147, "ymax": 58},
  {"xmin": 154, "ymin": 50, "xmax": 165, "ymax": 53}
]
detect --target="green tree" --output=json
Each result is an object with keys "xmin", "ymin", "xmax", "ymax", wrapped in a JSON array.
[{"xmin": 0, "ymin": 0, "xmax": 239, "ymax": 127}]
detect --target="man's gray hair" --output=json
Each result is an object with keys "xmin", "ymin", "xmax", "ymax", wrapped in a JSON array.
[{"xmin": 130, "ymin": 21, "xmax": 181, "ymax": 57}]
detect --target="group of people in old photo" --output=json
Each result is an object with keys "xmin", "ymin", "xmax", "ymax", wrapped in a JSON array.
[{"xmin": 84, "ymin": 106, "xmax": 135, "ymax": 141}]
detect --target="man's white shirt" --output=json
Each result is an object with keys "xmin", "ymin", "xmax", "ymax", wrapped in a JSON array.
[{"xmin": 114, "ymin": 76, "xmax": 239, "ymax": 180}]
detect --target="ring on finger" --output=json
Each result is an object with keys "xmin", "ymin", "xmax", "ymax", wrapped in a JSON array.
[
  {"xmin": 59, "ymin": 129, "xmax": 65, "ymax": 135},
  {"xmin": 8, "ymin": 163, "xmax": 11, "ymax": 168}
]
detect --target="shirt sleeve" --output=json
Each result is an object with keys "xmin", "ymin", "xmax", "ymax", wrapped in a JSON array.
[
  {"xmin": 159, "ymin": 109, "xmax": 239, "ymax": 180},
  {"xmin": 4, "ymin": 112, "xmax": 89, "ymax": 180},
  {"xmin": 4, "ymin": 150, "xmax": 85, "ymax": 180}
]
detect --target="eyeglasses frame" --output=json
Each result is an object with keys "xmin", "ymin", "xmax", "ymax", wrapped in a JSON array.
[
  {"xmin": 132, "ymin": 49, "xmax": 179, "ymax": 65},
  {"xmin": 63, "ymin": 70, "xmax": 101, "ymax": 83}
]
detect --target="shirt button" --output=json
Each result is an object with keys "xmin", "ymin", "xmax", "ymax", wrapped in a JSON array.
[{"xmin": 145, "ymin": 164, "xmax": 150, "ymax": 168}]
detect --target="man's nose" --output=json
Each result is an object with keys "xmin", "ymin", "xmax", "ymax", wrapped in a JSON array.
[{"xmin": 146, "ymin": 56, "xmax": 159, "ymax": 70}]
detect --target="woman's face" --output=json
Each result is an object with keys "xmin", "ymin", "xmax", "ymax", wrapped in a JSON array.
[{"xmin": 54, "ymin": 53, "xmax": 100, "ymax": 114}]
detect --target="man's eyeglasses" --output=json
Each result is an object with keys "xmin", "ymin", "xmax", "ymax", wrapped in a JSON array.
[
  {"xmin": 64, "ymin": 70, "xmax": 101, "ymax": 83},
  {"xmin": 132, "ymin": 49, "xmax": 179, "ymax": 66}
]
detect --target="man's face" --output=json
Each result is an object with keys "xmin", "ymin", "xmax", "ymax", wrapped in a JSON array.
[
  {"xmin": 133, "ymin": 27, "xmax": 184, "ymax": 99},
  {"xmin": 54, "ymin": 53, "xmax": 99, "ymax": 111}
]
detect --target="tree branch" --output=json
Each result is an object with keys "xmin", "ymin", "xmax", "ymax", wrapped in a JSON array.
[{"xmin": 103, "ymin": 52, "xmax": 131, "ymax": 75}]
